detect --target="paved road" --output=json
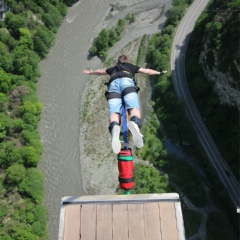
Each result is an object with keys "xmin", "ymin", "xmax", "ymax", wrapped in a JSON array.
[{"xmin": 170, "ymin": 0, "xmax": 240, "ymax": 209}]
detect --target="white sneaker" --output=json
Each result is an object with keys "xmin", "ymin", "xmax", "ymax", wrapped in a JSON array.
[
  {"xmin": 111, "ymin": 125, "xmax": 121, "ymax": 154},
  {"xmin": 127, "ymin": 121, "xmax": 144, "ymax": 148}
]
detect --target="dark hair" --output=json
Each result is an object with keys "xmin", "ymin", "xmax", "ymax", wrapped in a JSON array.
[{"xmin": 118, "ymin": 55, "xmax": 129, "ymax": 63}]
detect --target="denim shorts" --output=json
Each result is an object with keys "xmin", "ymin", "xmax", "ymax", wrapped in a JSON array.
[{"xmin": 107, "ymin": 78, "xmax": 140, "ymax": 116}]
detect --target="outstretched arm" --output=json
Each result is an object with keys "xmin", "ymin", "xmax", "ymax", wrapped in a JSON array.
[
  {"xmin": 82, "ymin": 69, "xmax": 108, "ymax": 75},
  {"xmin": 138, "ymin": 67, "xmax": 167, "ymax": 75}
]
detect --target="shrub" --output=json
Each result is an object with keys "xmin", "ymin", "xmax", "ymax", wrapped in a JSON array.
[
  {"xmin": 19, "ymin": 168, "xmax": 44, "ymax": 203},
  {"xmin": 0, "ymin": 141, "xmax": 22, "ymax": 168},
  {"xmin": 20, "ymin": 146, "xmax": 40, "ymax": 167},
  {"xmin": 6, "ymin": 164, "xmax": 26, "ymax": 184}
]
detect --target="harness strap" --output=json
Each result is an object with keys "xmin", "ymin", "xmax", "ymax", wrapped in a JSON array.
[
  {"xmin": 122, "ymin": 86, "xmax": 138, "ymax": 97},
  {"xmin": 105, "ymin": 86, "xmax": 138, "ymax": 101},
  {"xmin": 105, "ymin": 92, "xmax": 121, "ymax": 100}
]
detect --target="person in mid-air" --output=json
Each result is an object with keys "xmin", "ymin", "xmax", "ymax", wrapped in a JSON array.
[{"xmin": 83, "ymin": 55, "xmax": 167, "ymax": 154}]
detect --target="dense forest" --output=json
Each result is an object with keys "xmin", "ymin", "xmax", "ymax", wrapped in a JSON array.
[
  {"xmin": 186, "ymin": 0, "xmax": 239, "ymax": 179},
  {"xmin": 0, "ymin": 0, "xmax": 77, "ymax": 239}
]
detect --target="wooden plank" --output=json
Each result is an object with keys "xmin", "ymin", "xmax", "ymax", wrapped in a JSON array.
[
  {"xmin": 159, "ymin": 202, "xmax": 178, "ymax": 240},
  {"xmin": 128, "ymin": 203, "xmax": 145, "ymax": 240},
  {"xmin": 64, "ymin": 205, "xmax": 81, "ymax": 240},
  {"xmin": 96, "ymin": 204, "xmax": 113, "ymax": 240},
  {"xmin": 112, "ymin": 204, "xmax": 129, "ymax": 240},
  {"xmin": 80, "ymin": 204, "xmax": 96, "ymax": 239},
  {"xmin": 144, "ymin": 202, "xmax": 162, "ymax": 240}
]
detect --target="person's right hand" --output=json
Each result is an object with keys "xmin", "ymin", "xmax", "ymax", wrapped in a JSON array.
[{"xmin": 160, "ymin": 70, "xmax": 167, "ymax": 75}]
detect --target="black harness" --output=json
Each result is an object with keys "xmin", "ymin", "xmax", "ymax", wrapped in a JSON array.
[
  {"xmin": 105, "ymin": 63, "xmax": 140, "ymax": 101},
  {"xmin": 105, "ymin": 86, "xmax": 139, "ymax": 101},
  {"xmin": 108, "ymin": 63, "xmax": 134, "ymax": 84}
]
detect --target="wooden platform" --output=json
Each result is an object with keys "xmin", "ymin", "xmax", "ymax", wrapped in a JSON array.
[{"xmin": 58, "ymin": 193, "xmax": 185, "ymax": 240}]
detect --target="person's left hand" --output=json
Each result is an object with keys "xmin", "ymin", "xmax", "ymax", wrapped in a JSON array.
[{"xmin": 82, "ymin": 69, "xmax": 92, "ymax": 75}]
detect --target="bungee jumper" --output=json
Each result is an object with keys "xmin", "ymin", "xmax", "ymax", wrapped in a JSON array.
[
  {"xmin": 83, "ymin": 55, "xmax": 167, "ymax": 154},
  {"xmin": 83, "ymin": 55, "xmax": 167, "ymax": 194}
]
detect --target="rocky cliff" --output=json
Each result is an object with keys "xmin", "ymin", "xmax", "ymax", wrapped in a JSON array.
[{"xmin": 199, "ymin": 1, "xmax": 240, "ymax": 111}]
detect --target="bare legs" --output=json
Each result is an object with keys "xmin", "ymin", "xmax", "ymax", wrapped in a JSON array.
[{"xmin": 109, "ymin": 108, "xmax": 141, "ymax": 124}]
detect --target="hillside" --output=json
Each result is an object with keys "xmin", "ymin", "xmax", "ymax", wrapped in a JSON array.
[
  {"xmin": 186, "ymin": 0, "xmax": 240, "ymax": 178},
  {"xmin": 200, "ymin": 0, "xmax": 240, "ymax": 110}
]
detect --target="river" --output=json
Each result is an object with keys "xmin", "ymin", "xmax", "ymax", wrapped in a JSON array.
[{"xmin": 37, "ymin": 1, "xmax": 114, "ymax": 239}]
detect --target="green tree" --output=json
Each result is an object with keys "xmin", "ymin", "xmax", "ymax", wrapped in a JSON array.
[
  {"xmin": 131, "ymin": 163, "xmax": 168, "ymax": 194},
  {"xmin": 0, "ymin": 113, "xmax": 13, "ymax": 136},
  {"xmin": 42, "ymin": 3, "xmax": 63, "ymax": 32},
  {"xmin": 13, "ymin": 1, "xmax": 25, "ymax": 14},
  {"xmin": 206, "ymin": 21, "xmax": 222, "ymax": 49},
  {"xmin": 153, "ymin": 34, "xmax": 171, "ymax": 54},
  {"xmin": 20, "ymin": 129, "xmax": 43, "ymax": 154},
  {"xmin": 152, "ymin": 50, "xmax": 169, "ymax": 70},
  {"xmin": 19, "ymin": 168, "xmax": 44, "ymax": 203},
  {"xmin": 115, "ymin": 19, "xmax": 126, "ymax": 35},
  {"xmin": 0, "ymin": 42, "xmax": 13, "ymax": 72},
  {"xmin": 0, "ymin": 121, "xmax": 6, "ymax": 140},
  {"xmin": 6, "ymin": 164, "xmax": 26, "ymax": 184},
  {"xmin": 34, "ymin": 25, "xmax": 54, "ymax": 58},
  {"xmin": 4, "ymin": 0, "xmax": 17, "ymax": 9},
  {"xmin": 91, "ymin": 29, "xmax": 109, "ymax": 55},
  {"xmin": 0, "ymin": 141, "xmax": 22, "ymax": 168},
  {"xmin": 137, "ymin": 114, "xmax": 167, "ymax": 164},
  {"xmin": 20, "ymin": 146, "xmax": 40, "ymax": 167},
  {"xmin": 166, "ymin": 6, "xmax": 185, "ymax": 26},
  {"xmin": 12, "ymin": 118, "xmax": 26, "ymax": 133},
  {"xmin": 126, "ymin": 13, "xmax": 136, "ymax": 23},
  {"xmin": 12, "ymin": 45, "xmax": 40, "ymax": 81},
  {"xmin": 18, "ymin": 28, "xmax": 34, "ymax": 50},
  {"xmin": 162, "ymin": 25, "xmax": 175, "ymax": 36},
  {"xmin": 34, "ymin": 36, "xmax": 49, "ymax": 58},
  {"xmin": 0, "ymin": 69, "xmax": 11, "ymax": 93},
  {"xmin": 0, "ymin": 92, "xmax": 8, "ymax": 111},
  {"xmin": 4, "ymin": 12, "xmax": 26, "ymax": 38},
  {"xmin": 8, "ymin": 226, "xmax": 38, "ymax": 240},
  {"xmin": 22, "ymin": 112, "xmax": 39, "ymax": 127},
  {"xmin": 0, "ymin": 204, "xmax": 7, "ymax": 218},
  {"xmin": 22, "ymin": 100, "xmax": 42, "ymax": 115},
  {"xmin": 109, "ymin": 29, "xmax": 120, "ymax": 46},
  {"xmin": 31, "ymin": 205, "xmax": 48, "ymax": 237},
  {"xmin": 56, "ymin": 1, "xmax": 68, "ymax": 16},
  {"xmin": 227, "ymin": 0, "xmax": 240, "ymax": 9},
  {"xmin": 25, "ymin": 199, "xmax": 35, "ymax": 223},
  {"xmin": 0, "ymin": 28, "xmax": 17, "ymax": 50}
]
